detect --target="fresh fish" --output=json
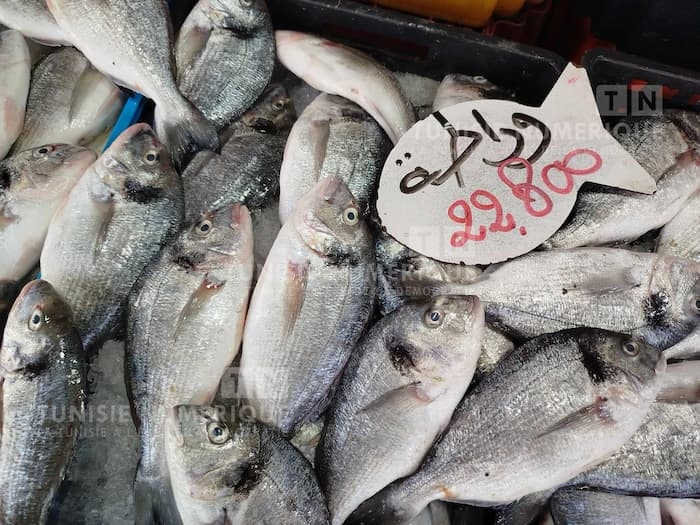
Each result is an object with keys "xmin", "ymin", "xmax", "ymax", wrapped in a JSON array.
[
  {"xmin": 476, "ymin": 325, "xmax": 515, "ymax": 381},
  {"xmin": 549, "ymin": 489, "xmax": 661, "ymax": 525},
  {"xmin": 0, "ymin": 280, "xmax": 84, "ymax": 524},
  {"xmin": 348, "ymin": 328, "xmax": 665, "ymax": 524},
  {"xmin": 657, "ymin": 188, "xmax": 700, "ymax": 261},
  {"xmin": 655, "ymin": 360, "xmax": 700, "ymax": 403},
  {"xmin": 569, "ymin": 401, "xmax": 700, "ymax": 497},
  {"xmin": 165, "ymin": 405, "xmax": 330, "ymax": 524},
  {"xmin": 183, "ymin": 84, "xmax": 295, "ymax": 223},
  {"xmin": 127, "ymin": 203, "xmax": 254, "ymax": 525},
  {"xmin": 0, "ymin": 144, "xmax": 96, "ymax": 297},
  {"xmin": 12, "ymin": 48, "xmax": 125, "ymax": 153},
  {"xmin": 0, "ymin": 30, "xmax": 30, "ymax": 159},
  {"xmin": 433, "ymin": 74, "xmax": 511, "ymax": 112},
  {"xmin": 239, "ymin": 176, "xmax": 375, "ymax": 435},
  {"xmin": 175, "ymin": 0, "xmax": 275, "ymax": 129},
  {"xmin": 418, "ymin": 247, "xmax": 700, "ymax": 350},
  {"xmin": 279, "ymin": 93, "xmax": 390, "ymax": 223},
  {"xmin": 40, "ymin": 124, "xmax": 183, "ymax": 354},
  {"xmin": 544, "ymin": 148, "xmax": 700, "ymax": 249},
  {"xmin": 47, "ymin": 0, "xmax": 218, "ymax": 168},
  {"xmin": 0, "ymin": 0, "xmax": 70, "ymax": 45},
  {"xmin": 317, "ymin": 296, "xmax": 484, "ymax": 525},
  {"xmin": 276, "ymin": 30, "xmax": 415, "ymax": 143},
  {"xmin": 660, "ymin": 498, "xmax": 700, "ymax": 525}
]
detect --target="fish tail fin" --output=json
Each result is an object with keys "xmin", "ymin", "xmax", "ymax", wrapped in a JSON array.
[
  {"xmin": 134, "ymin": 474, "xmax": 182, "ymax": 525},
  {"xmin": 154, "ymin": 95, "xmax": 219, "ymax": 171}
]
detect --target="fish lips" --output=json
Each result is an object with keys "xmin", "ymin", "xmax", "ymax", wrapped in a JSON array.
[{"xmin": 0, "ymin": 342, "xmax": 26, "ymax": 374}]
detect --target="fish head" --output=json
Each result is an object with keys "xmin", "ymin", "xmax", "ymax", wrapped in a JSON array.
[
  {"xmin": 209, "ymin": 0, "xmax": 270, "ymax": 31},
  {"xmin": 294, "ymin": 175, "xmax": 371, "ymax": 260},
  {"xmin": 177, "ymin": 203, "xmax": 254, "ymax": 266},
  {"xmin": 0, "ymin": 280, "xmax": 75, "ymax": 376},
  {"xmin": 0, "ymin": 144, "xmax": 96, "ymax": 197},
  {"xmin": 652, "ymin": 257, "xmax": 700, "ymax": 346},
  {"xmin": 240, "ymin": 84, "xmax": 296, "ymax": 134}
]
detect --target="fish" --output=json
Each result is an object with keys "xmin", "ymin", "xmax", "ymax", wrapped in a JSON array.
[
  {"xmin": 657, "ymin": 188, "xmax": 700, "ymax": 261},
  {"xmin": 40, "ymin": 124, "xmax": 183, "ymax": 354},
  {"xmin": 348, "ymin": 328, "xmax": 665, "ymax": 524},
  {"xmin": 476, "ymin": 325, "xmax": 515, "ymax": 381},
  {"xmin": 317, "ymin": 295, "xmax": 484, "ymax": 525},
  {"xmin": 238, "ymin": 176, "xmax": 375, "ymax": 436},
  {"xmin": 46, "ymin": 0, "xmax": 218, "ymax": 168},
  {"xmin": 276, "ymin": 30, "xmax": 415, "ymax": 144},
  {"xmin": 278, "ymin": 93, "xmax": 391, "ymax": 223},
  {"xmin": 543, "ymin": 148, "xmax": 700, "ymax": 249},
  {"xmin": 432, "ymin": 74, "xmax": 512, "ymax": 112},
  {"xmin": 549, "ymin": 489, "xmax": 661, "ymax": 525},
  {"xmin": 660, "ymin": 498, "xmax": 700, "ymax": 525},
  {"xmin": 175, "ymin": 0, "xmax": 275, "ymax": 129},
  {"xmin": 0, "ymin": 0, "xmax": 70, "ymax": 45},
  {"xmin": 11, "ymin": 48, "xmax": 125, "ymax": 153},
  {"xmin": 408, "ymin": 502, "xmax": 451, "ymax": 525},
  {"xmin": 0, "ymin": 280, "xmax": 84, "ymax": 524},
  {"xmin": 655, "ymin": 360, "xmax": 700, "ymax": 403},
  {"xmin": 127, "ymin": 203, "xmax": 254, "ymax": 525},
  {"xmin": 165, "ymin": 405, "xmax": 330, "ymax": 524},
  {"xmin": 0, "ymin": 144, "xmax": 96, "ymax": 300},
  {"xmin": 0, "ymin": 30, "xmax": 30, "ymax": 160},
  {"xmin": 415, "ymin": 247, "xmax": 700, "ymax": 350},
  {"xmin": 568, "ymin": 401, "xmax": 700, "ymax": 498},
  {"xmin": 664, "ymin": 326, "xmax": 700, "ymax": 360}
]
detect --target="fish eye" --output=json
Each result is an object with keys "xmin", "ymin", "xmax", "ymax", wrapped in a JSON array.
[
  {"xmin": 206, "ymin": 421, "xmax": 230, "ymax": 444},
  {"xmin": 195, "ymin": 219, "xmax": 213, "ymax": 236},
  {"xmin": 473, "ymin": 76, "xmax": 487, "ymax": 84},
  {"xmin": 240, "ymin": 0, "xmax": 253, "ymax": 6},
  {"xmin": 622, "ymin": 340, "xmax": 639, "ymax": 357},
  {"xmin": 342, "ymin": 206, "xmax": 359, "ymax": 226},
  {"xmin": 143, "ymin": 150, "xmax": 159, "ymax": 165},
  {"xmin": 28, "ymin": 307, "xmax": 44, "ymax": 331},
  {"xmin": 272, "ymin": 99, "xmax": 286, "ymax": 111},
  {"xmin": 424, "ymin": 309, "xmax": 443, "ymax": 328},
  {"xmin": 34, "ymin": 145, "xmax": 54, "ymax": 157},
  {"xmin": 694, "ymin": 298, "xmax": 700, "ymax": 314}
]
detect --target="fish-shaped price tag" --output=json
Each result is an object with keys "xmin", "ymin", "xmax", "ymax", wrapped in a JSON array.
[{"xmin": 377, "ymin": 63, "xmax": 657, "ymax": 265}]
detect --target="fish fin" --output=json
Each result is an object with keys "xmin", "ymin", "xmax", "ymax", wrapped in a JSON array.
[
  {"xmin": 495, "ymin": 489, "xmax": 555, "ymax": 525},
  {"xmin": 536, "ymin": 397, "xmax": 614, "ymax": 440},
  {"xmin": 154, "ymin": 98, "xmax": 219, "ymax": 171},
  {"xmin": 134, "ymin": 476, "xmax": 182, "ymax": 525},
  {"xmin": 309, "ymin": 118, "xmax": 332, "ymax": 177},
  {"xmin": 93, "ymin": 200, "xmax": 115, "ymax": 259},
  {"xmin": 359, "ymin": 382, "xmax": 435, "ymax": 417},
  {"xmin": 280, "ymin": 260, "xmax": 309, "ymax": 340},
  {"xmin": 656, "ymin": 361, "xmax": 700, "ymax": 403},
  {"xmin": 573, "ymin": 269, "xmax": 642, "ymax": 296},
  {"xmin": 68, "ymin": 68, "xmax": 115, "ymax": 126},
  {"xmin": 173, "ymin": 276, "xmax": 226, "ymax": 340}
]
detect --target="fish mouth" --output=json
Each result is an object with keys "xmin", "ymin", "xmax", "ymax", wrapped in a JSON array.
[
  {"xmin": 655, "ymin": 353, "xmax": 668, "ymax": 374},
  {"xmin": 246, "ymin": 117, "xmax": 276, "ymax": 134},
  {"xmin": 0, "ymin": 343, "xmax": 24, "ymax": 374},
  {"xmin": 102, "ymin": 155, "xmax": 129, "ymax": 174}
]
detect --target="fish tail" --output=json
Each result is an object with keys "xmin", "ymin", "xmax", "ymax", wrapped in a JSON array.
[
  {"xmin": 134, "ymin": 474, "xmax": 182, "ymax": 525},
  {"xmin": 154, "ymin": 95, "xmax": 219, "ymax": 171}
]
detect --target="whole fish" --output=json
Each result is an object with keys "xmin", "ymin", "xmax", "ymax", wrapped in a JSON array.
[
  {"xmin": 166, "ymin": 405, "xmax": 330, "ymax": 524},
  {"xmin": 317, "ymin": 296, "xmax": 484, "ymax": 525},
  {"xmin": 420, "ymin": 247, "xmax": 700, "ymax": 350},
  {"xmin": 47, "ymin": 0, "xmax": 218, "ymax": 168},
  {"xmin": 40, "ymin": 124, "xmax": 183, "ymax": 354},
  {"xmin": 657, "ymin": 188, "xmax": 700, "ymax": 261},
  {"xmin": 127, "ymin": 203, "xmax": 254, "ymax": 524},
  {"xmin": 0, "ymin": 280, "xmax": 84, "ymax": 524},
  {"xmin": 432, "ymin": 74, "xmax": 511, "ymax": 112},
  {"xmin": 0, "ymin": 144, "xmax": 96, "ymax": 295},
  {"xmin": 349, "ymin": 328, "xmax": 665, "ymax": 524},
  {"xmin": 0, "ymin": 30, "xmax": 30, "ymax": 159},
  {"xmin": 568, "ymin": 401, "xmax": 700, "ymax": 497},
  {"xmin": 12, "ymin": 48, "xmax": 125, "ymax": 153},
  {"xmin": 175, "ymin": 0, "xmax": 275, "ymax": 129},
  {"xmin": 239, "ymin": 176, "xmax": 375, "ymax": 435},
  {"xmin": 549, "ymin": 490, "xmax": 661, "ymax": 525},
  {"xmin": 0, "ymin": 0, "xmax": 69, "ymax": 45},
  {"xmin": 660, "ymin": 499, "xmax": 700, "ymax": 525},
  {"xmin": 276, "ymin": 31, "xmax": 415, "ymax": 143},
  {"xmin": 278, "ymin": 93, "xmax": 391, "ymax": 222}
]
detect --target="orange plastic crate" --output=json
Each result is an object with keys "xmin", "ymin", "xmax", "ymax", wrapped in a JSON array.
[{"xmin": 365, "ymin": 0, "xmax": 498, "ymax": 28}]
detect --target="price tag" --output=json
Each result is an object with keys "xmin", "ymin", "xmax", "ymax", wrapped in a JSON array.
[{"xmin": 377, "ymin": 63, "xmax": 657, "ymax": 265}]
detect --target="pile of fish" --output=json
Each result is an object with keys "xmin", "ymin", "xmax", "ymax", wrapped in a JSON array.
[{"xmin": 0, "ymin": 1, "xmax": 698, "ymax": 524}]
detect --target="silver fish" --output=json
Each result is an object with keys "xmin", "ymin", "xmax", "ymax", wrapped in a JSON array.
[
  {"xmin": 433, "ymin": 74, "xmax": 511, "ymax": 112},
  {"xmin": 349, "ymin": 328, "xmax": 665, "ymax": 524},
  {"xmin": 127, "ymin": 203, "xmax": 254, "ymax": 524},
  {"xmin": 421, "ymin": 247, "xmax": 700, "ymax": 350},
  {"xmin": 317, "ymin": 296, "xmax": 484, "ymax": 525},
  {"xmin": 276, "ymin": 31, "xmax": 415, "ymax": 144},
  {"xmin": 657, "ymin": 188, "xmax": 700, "ymax": 261},
  {"xmin": 476, "ymin": 325, "xmax": 515, "ymax": 380},
  {"xmin": 0, "ymin": 30, "xmax": 30, "ymax": 159},
  {"xmin": 47, "ymin": 0, "xmax": 218, "ymax": 168},
  {"xmin": 166, "ymin": 405, "xmax": 330, "ymax": 524},
  {"xmin": 239, "ymin": 176, "xmax": 375, "ymax": 435},
  {"xmin": 12, "ymin": 48, "xmax": 125, "ymax": 153},
  {"xmin": 175, "ymin": 0, "xmax": 275, "ymax": 129},
  {"xmin": 664, "ymin": 325, "xmax": 700, "ymax": 361},
  {"xmin": 0, "ymin": 280, "xmax": 84, "ymax": 524},
  {"xmin": 40, "ymin": 124, "xmax": 183, "ymax": 353},
  {"xmin": 279, "ymin": 93, "xmax": 391, "ymax": 223},
  {"xmin": 549, "ymin": 490, "xmax": 661, "ymax": 525},
  {"xmin": 0, "ymin": 0, "xmax": 69, "ymax": 45}
]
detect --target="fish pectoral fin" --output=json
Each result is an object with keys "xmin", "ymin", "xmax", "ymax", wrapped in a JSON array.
[
  {"xmin": 69, "ymin": 68, "xmax": 108, "ymax": 124},
  {"xmin": 359, "ymin": 382, "xmax": 436, "ymax": 417},
  {"xmin": 93, "ymin": 199, "xmax": 115, "ymax": 259},
  {"xmin": 574, "ymin": 269, "xmax": 642, "ymax": 296},
  {"xmin": 174, "ymin": 276, "xmax": 227, "ymax": 339},
  {"xmin": 309, "ymin": 118, "xmax": 332, "ymax": 176},
  {"xmin": 280, "ymin": 260, "xmax": 310, "ymax": 339},
  {"xmin": 536, "ymin": 396, "xmax": 614, "ymax": 440}
]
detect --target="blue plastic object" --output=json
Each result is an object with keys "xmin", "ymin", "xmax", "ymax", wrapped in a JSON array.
[{"xmin": 102, "ymin": 93, "xmax": 146, "ymax": 151}]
